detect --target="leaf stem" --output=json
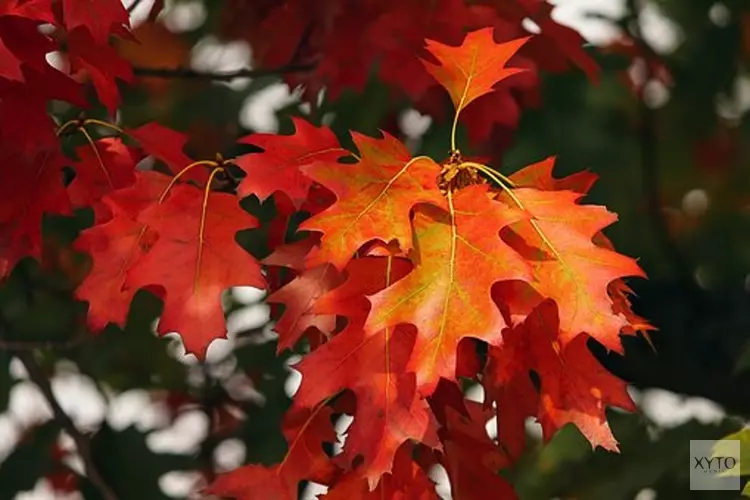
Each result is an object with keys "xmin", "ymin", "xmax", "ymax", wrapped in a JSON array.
[
  {"xmin": 79, "ymin": 126, "xmax": 115, "ymax": 190},
  {"xmin": 459, "ymin": 161, "xmax": 516, "ymax": 187},
  {"xmin": 83, "ymin": 118, "xmax": 126, "ymax": 135},
  {"xmin": 157, "ymin": 160, "xmax": 222, "ymax": 203}
]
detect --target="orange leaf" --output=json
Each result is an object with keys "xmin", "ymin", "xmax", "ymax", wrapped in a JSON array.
[
  {"xmin": 422, "ymin": 27, "xmax": 529, "ymax": 118},
  {"xmin": 365, "ymin": 185, "xmax": 532, "ymax": 395},
  {"xmin": 300, "ymin": 131, "xmax": 445, "ymax": 271},
  {"xmin": 498, "ymin": 187, "xmax": 645, "ymax": 352},
  {"xmin": 294, "ymin": 257, "xmax": 437, "ymax": 489}
]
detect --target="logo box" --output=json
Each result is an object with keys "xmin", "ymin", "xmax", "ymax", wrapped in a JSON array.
[{"xmin": 690, "ymin": 439, "xmax": 741, "ymax": 491}]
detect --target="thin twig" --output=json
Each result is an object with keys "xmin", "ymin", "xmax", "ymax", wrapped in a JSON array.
[
  {"xmin": 126, "ymin": 0, "xmax": 145, "ymax": 14},
  {"xmin": 14, "ymin": 351, "xmax": 119, "ymax": 500},
  {"xmin": 198, "ymin": 365, "xmax": 217, "ymax": 483},
  {"xmin": 132, "ymin": 63, "xmax": 314, "ymax": 82}
]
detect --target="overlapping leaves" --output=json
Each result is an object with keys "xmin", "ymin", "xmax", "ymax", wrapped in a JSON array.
[{"xmin": 0, "ymin": 2, "xmax": 649, "ymax": 497}]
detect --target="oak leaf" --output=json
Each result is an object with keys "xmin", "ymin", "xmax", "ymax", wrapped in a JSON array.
[
  {"xmin": 294, "ymin": 257, "xmax": 437, "ymax": 488},
  {"xmin": 422, "ymin": 27, "xmax": 528, "ymax": 118},
  {"xmin": 207, "ymin": 405, "xmax": 339, "ymax": 500},
  {"xmin": 365, "ymin": 185, "xmax": 532, "ymax": 395},
  {"xmin": 61, "ymin": 0, "xmax": 129, "ymax": 44},
  {"xmin": 486, "ymin": 300, "xmax": 635, "ymax": 452},
  {"xmin": 300, "ymin": 131, "xmax": 445, "ymax": 271},
  {"xmin": 125, "ymin": 183, "xmax": 265, "ymax": 357},
  {"xmin": 236, "ymin": 117, "xmax": 350, "ymax": 208},
  {"xmin": 67, "ymin": 137, "xmax": 142, "ymax": 221},
  {"xmin": 498, "ymin": 187, "xmax": 645, "ymax": 352},
  {"xmin": 73, "ymin": 171, "xmax": 171, "ymax": 331}
]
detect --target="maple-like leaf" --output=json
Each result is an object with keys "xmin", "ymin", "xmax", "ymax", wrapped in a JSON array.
[
  {"xmin": 125, "ymin": 184, "xmax": 265, "ymax": 357},
  {"xmin": 73, "ymin": 172, "xmax": 171, "ymax": 331},
  {"xmin": 61, "ymin": 0, "xmax": 129, "ymax": 45},
  {"xmin": 441, "ymin": 403, "xmax": 517, "ymax": 500},
  {"xmin": 0, "ymin": 148, "xmax": 70, "ymax": 279},
  {"xmin": 486, "ymin": 300, "xmax": 635, "ymax": 452},
  {"xmin": 236, "ymin": 117, "xmax": 350, "ymax": 207},
  {"xmin": 323, "ymin": 443, "xmax": 439, "ymax": 500},
  {"xmin": 294, "ymin": 257, "xmax": 437, "ymax": 488},
  {"xmin": 74, "ymin": 215, "xmax": 159, "ymax": 332},
  {"xmin": 299, "ymin": 131, "xmax": 446, "ymax": 271},
  {"xmin": 263, "ymin": 263, "xmax": 343, "ymax": 353},
  {"xmin": 67, "ymin": 137, "xmax": 142, "ymax": 221},
  {"xmin": 509, "ymin": 156, "xmax": 597, "ymax": 194},
  {"xmin": 126, "ymin": 122, "xmax": 208, "ymax": 183},
  {"xmin": 66, "ymin": 27, "xmax": 133, "ymax": 113},
  {"xmin": 422, "ymin": 27, "xmax": 528, "ymax": 118},
  {"xmin": 498, "ymin": 187, "xmax": 645, "ymax": 352},
  {"xmin": 207, "ymin": 405, "xmax": 339, "ymax": 500},
  {"xmin": 365, "ymin": 185, "xmax": 532, "ymax": 395}
]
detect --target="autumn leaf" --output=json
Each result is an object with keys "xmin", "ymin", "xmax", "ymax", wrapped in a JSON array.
[
  {"xmin": 66, "ymin": 27, "xmax": 133, "ymax": 113},
  {"xmin": 0, "ymin": 148, "xmax": 70, "ymax": 279},
  {"xmin": 486, "ymin": 300, "xmax": 635, "ymax": 452},
  {"xmin": 125, "ymin": 184, "xmax": 265, "ymax": 357},
  {"xmin": 509, "ymin": 156, "xmax": 597, "ymax": 194},
  {"xmin": 126, "ymin": 122, "xmax": 208, "ymax": 184},
  {"xmin": 264, "ymin": 263, "xmax": 343, "ymax": 353},
  {"xmin": 299, "ymin": 131, "xmax": 446, "ymax": 271},
  {"xmin": 73, "ymin": 172, "xmax": 171, "ymax": 332},
  {"xmin": 61, "ymin": 0, "xmax": 129, "ymax": 44},
  {"xmin": 498, "ymin": 187, "xmax": 645, "ymax": 352},
  {"xmin": 365, "ymin": 185, "xmax": 532, "ymax": 395},
  {"xmin": 207, "ymin": 405, "xmax": 339, "ymax": 500},
  {"xmin": 236, "ymin": 117, "xmax": 351, "ymax": 208},
  {"xmin": 67, "ymin": 137, "xmax": 142, "ymax": 221},
  {"xmin": 293, "ymin": 257, "xmax": 437, "ymax": 488},
  {"xmin": 74, "ymin": 215, "xmax": 159, "ymax": 332},
  {"xmin": 422, "ymin": 27, "xmax": 529, "ymax": 121},
  {"xmin": 323, "ymin": 443, "xmax": 439, "ymax": 499}
]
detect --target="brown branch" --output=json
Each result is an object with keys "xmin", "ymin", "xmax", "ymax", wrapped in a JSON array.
[
  {"xmin": 126, "ymin": 0, "xmax": 145, "ymax": 14},
  {"xmin": 14, "ymin": 350, "xmax": 119, "ymax": 500},
  {"xmin": 131, "ymin": 63, "xmax": 314, "ymax": 82}
]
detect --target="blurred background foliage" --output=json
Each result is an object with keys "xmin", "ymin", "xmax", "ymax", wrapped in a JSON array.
[{"xmin": 2, "ymin": 0, "xmax": 750, "ymax": 498}]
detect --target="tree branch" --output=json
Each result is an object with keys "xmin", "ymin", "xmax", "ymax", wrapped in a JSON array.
[
  {"xmin": 132, "ymin": 64, "xmax": 314, "ymax": 82},
  {"xmin": 126, "ymin": 0, "xmax": 145, "ymax": 14},
  {"xmin": 14, "ymin": 350, "xmax": 119, "ymax": 500},
  {"xmin": 0, "ymin": 315, "xmax": 117, "ymax": 499}
]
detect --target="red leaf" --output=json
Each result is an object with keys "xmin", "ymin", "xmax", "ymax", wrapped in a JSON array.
[
  {"xmin": 67, "ymin": 137, "xmax": 142, "ymax": 221},
  {"xmin": 207, "ymin": 405, "xmax": 339, "ymax": 500},
  {"xmin": 486, "ymin": 300, "xmax": 636, "ymax": 452},
  {"xmin": 66, "ymin": 27, "xmax": 133, "ymax": 113},
  {"xmin": 61, "ymin": 0, "xmax": 129, "ymax": 44},
  {"xmin": 300, "ymin": 131, "xmax": 446, "ymax": 271},
  {"xmin": 0, "ymin": 148, "xmax": 69, "ymax": 278},
  {"xmin": 126, "ymin": 184, "xmax": 265, "ymax": 357},
  {"xmin": 365, "ymin": 185, "xmax": 532, "ymax": 395},
  {"xmin": 73, "ymin": 171, "xmax": 171, "ymax": 331},
  {"xmin": 126, "ymin": 122, "xmax": 208, "ymax": 183},
  {"xmin": 236, "ymin": 117, "xmax": 350, "ymax": 207}
]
